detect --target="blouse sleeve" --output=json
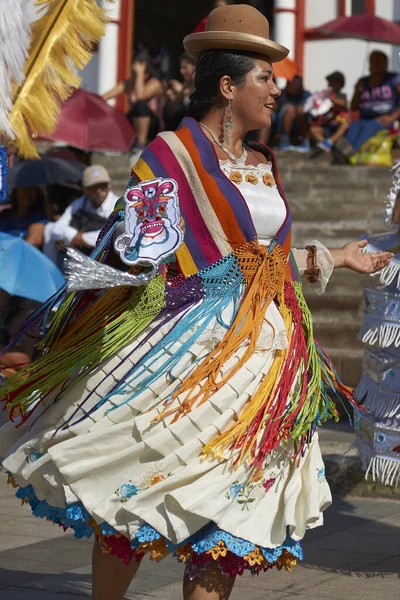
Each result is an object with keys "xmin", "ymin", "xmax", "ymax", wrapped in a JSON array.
[{"xmin": 292, "ymin": 240, "xmax": 334, "ymax": 295}]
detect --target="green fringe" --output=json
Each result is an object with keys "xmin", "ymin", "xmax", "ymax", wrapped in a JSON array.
[
  {"xmin": 290, "ymin": 282, "xmax": 338, "ymax": 437},
  {"xmin": 38, "ymin": 292, "xmax": 78, "ymax": 351},
  {"xmin": 3, "ymin": 276, "xmax": 166, "ymax": 416}
]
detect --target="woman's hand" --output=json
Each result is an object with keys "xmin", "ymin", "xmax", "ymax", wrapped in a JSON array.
[
  {"xmin": 132, "ymin": 60, "xmax": 147, "ymax": 76},
  {"xmin": 376, "ymin": 114, "xmax": 395, "ymax": 127},
  {"xmin": 332, "ymin": 239, "xmax": 394, "ymax": 274}
]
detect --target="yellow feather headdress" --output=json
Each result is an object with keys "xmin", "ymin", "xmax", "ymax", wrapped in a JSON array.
[{"xmin": 8, "ymin": 0, "xmax": 114, "ymax": 158}]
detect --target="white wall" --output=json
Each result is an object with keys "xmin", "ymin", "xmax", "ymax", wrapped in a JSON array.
[
  {"xmin": 79, "ymin": 0, "xmax": 120, "ymax": 97},
  {"xmin": 305, "ymin": 0, "xmax": 337, "ymax": 29},
  {"xmin": 303, "ymin": 0, "xmax": 398, "ymax": 99}
]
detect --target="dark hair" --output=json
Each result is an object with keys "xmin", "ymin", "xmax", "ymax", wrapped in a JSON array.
[
  {"xmin": 180, "ymin": 52, "xmax": 196, "ymax": 66},
  {"xmin": 10, "ymin": 186, "xmax": 45, "ymax": 214},
  {"xmin": 369, "ymin": 50, "xmax": 388, "ymax": 65},
  {"xmin": 188, "ymin": 50, "xmax": 256, "ymax": 121}
]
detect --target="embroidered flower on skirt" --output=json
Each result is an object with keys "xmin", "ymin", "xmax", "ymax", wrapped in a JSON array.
[
  {"xmin": 226, "ymin": 471, "xmax": 277, "ymax": 510},
  {"xmin": 115, "ymin": 462, "xmax": 172, "ymax": 502}
]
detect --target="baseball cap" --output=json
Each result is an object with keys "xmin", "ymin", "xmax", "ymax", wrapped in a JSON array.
[
  {"xmin": 83, "ymin": 165, "xmax": 111, "ymax": 188},
  {"xmin": 326, "ymin": 71, "xmax": 345, "ymax": 87}
]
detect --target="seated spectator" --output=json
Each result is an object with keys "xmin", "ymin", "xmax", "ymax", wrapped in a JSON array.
[
  {"xmin": 47, "ymin": 165, "xmax": 117, "ymax": 264},
  {"xmin": 103, "ymin": 51, "xmax": 163, "ymax": 157},
  {"xmin": 338, "ymin": 51, "xmax": 400, "ymax": 161},
  {"xmin": 163, "ymin": 53, "xmax": 196, "ymax": 131},
  {"xmin": 275, "ymin": 76, "xmax": 311, "ymax": 152},
  {"xmin": 0, "ymin": 186, "xmax": 48, "ymax": 243},
  {"xmin": 308, "ymin": 71, "xmax": 350, "ymax": 158}
]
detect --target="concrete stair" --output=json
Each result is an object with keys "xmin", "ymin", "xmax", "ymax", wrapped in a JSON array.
[
  {"xmin": 93, "ymin": 150, "xmax": 394, "ymax": 387},
  {"xmin": 280, "ymin": 153, "xmax": 392, "ymax": 386}
]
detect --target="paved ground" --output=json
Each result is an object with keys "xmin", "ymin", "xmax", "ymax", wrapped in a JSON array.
[{"xmin": 0, "ymin": 453, "xmax": 399, "ymax": 600}]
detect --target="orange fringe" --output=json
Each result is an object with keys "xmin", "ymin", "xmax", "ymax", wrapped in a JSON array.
[{"xmin": 154, "ymin": 242, "xmax": 287, "ymax": 423}]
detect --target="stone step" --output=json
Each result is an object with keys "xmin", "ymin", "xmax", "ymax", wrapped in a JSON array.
[
  {"xmin": 286, "ymin": 189, "xmax": 385, "ymax": 221},
  {"xmin": 291, "ymin": 222, "xmax": 384, "ymax": 249},
  {"xmin": 312, "ymin": 317, "xmax": 363, "ymax": 355}
]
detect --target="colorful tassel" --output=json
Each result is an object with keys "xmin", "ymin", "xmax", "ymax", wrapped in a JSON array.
[
  {"xmin": 154, "ymin": 242, "xmax": 287, "ymax": 424},
  {"xmin": 2, "ymin": 276, "xmax": 166, "ymax": 421}
]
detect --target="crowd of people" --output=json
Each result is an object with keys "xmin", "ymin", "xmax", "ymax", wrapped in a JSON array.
[
  {"xmin": 105, "ymin": 29, "xmax": 399, "ymax": 167},
  {"xmin": 0, "ymin": 159, "xmax": 117, "ymax": 380},
  {"xmin": 271, "ymin": 49, "xmax": 400, "ymax": 165}
]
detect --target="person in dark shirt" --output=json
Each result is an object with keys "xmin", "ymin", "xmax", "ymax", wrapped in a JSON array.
[
  {"xmin": 338, "ymin": 51, "xmax": 400, "ymax": 159},
  {"xmin": 163, "ymin": 53, "xmax": 196, "ymax": 131}
]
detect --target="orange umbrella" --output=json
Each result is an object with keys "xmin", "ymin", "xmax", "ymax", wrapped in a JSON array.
[{"xmin": 273, "ymin": 56, "xmax": 298, "ymax": 80}]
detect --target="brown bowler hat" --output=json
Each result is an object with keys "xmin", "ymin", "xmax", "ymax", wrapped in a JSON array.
[{"xmin": 184, "ymin": 4, "xmax": 288, "ymax": 63}]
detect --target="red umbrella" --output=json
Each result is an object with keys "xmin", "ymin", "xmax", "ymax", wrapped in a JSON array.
[
  {"xmin": 312, "ymin": 14, "xmax": 400, "ymax": 45},
  {"xmin": 39, "ymin": 89, "xmax": 136, "ymax": 152}
]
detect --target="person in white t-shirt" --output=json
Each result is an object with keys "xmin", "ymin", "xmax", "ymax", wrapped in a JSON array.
[{"xmin": 44, "ymin": 165, "xmax": 118, "ymax": 263}]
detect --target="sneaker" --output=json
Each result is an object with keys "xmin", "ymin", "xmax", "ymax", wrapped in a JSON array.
[
  {"xmin": 317, "ymin": 139, "xmax": 333, "ymax": 153},
  {"xmin": 294, "ymin": 140, "xmax": 311, "ymax": 153}
]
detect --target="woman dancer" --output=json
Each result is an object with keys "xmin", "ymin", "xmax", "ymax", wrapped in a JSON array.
[{"xmin": 0, "ymin": 5, "xmax": 393, "ymax": 600}]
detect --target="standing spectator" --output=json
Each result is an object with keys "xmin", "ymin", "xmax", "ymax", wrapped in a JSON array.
[
  {"xmin": 163, "ymin": 53, "xmax": 196, "ymax": 131},
  {"xmin": 48, "ymin": 165, "xmax": 117, "ymax": 261},
  {"xmin": 338, "ymin": 50, "xmax": 400, "ymax": 160},
  {"xmin": 275, "ymin": 76, "xmax": 311, "ymax": 152},
  {"xmin": 309, "ymin": 71, "xmax": 349, "ymax": 158},
  {"xmin": 103, "ymin": 51, "xmax": 163, "ymax": 157}
]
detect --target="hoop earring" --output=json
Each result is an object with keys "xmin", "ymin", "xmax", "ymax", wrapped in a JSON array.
[{"xmin": 223, "ymin": 99, "xmax": 233, "ymax": 143}]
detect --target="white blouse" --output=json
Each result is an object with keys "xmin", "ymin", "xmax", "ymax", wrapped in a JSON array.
[
  {"xmin": 220, "ymin": 159, "xmax": 286, "ymax": 245},
  {"xmin": 192, "ymin": 158, "xmax": 334, "ymax": 353},
  {"xmin": 219, "ymin": 158, "xmax": 334, "ymax": 294}
]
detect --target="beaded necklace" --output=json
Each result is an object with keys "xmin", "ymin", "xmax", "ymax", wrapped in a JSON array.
[{"xmin": 199, "ymin": 122, "xmax": 247, "ymax": 166}]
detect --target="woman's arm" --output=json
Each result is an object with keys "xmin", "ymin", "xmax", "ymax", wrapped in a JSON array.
[
  {"xmin": 102, "ymin": 81, "xmax": 126, "ymax": 101},
  {"xmin": 376, "ymin": 105, "xmax": 400, "ymax": 127},
  {"xmin": 330, "ymin": 93, "xmax": 347, "ymax": 108},
  {"xmin": 293, "ymin": 242, "xmax": 334, "ymax": 294},
  {"xmin": 134, "ymin": 76, "xmax": 162, "ymax": 102},
  {"xmin": 350, "ymin": 79, "xmax": 364, "ymax": 111},
  {"xmin": 293, "ymin": 240, "xmax": 394, "ymax": 293},
  {"xmin": 132, "ymin": 61, "xmax": 162, "ymax": 101}
]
